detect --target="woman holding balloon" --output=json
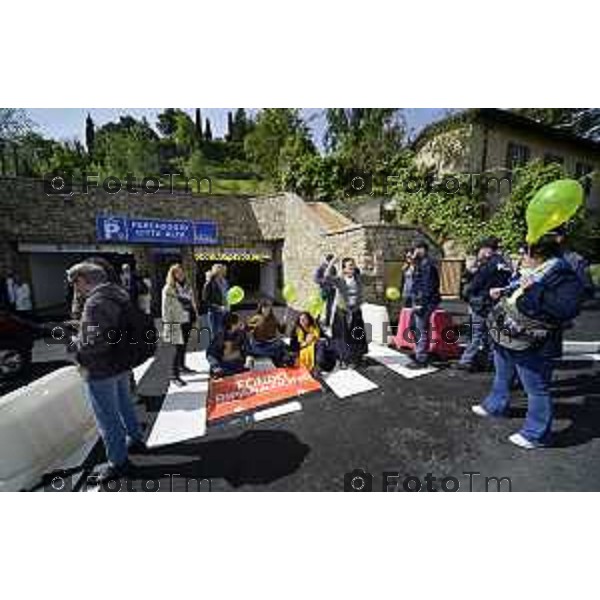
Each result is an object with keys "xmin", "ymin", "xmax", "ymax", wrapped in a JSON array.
[
  {"xmin": 324, "ymin": 256, "xmax": 368, "ymax": 369},
  {"xmin": 472, "ymin": 179, "xmax": 586, "ymax": 449}
]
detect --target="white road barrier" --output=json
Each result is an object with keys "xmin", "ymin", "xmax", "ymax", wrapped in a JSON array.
[
  {"xmin": 0, "ymin": 366, "xmax": 96, "ymax": 492},
  {"xmin": 361, "ymin": 303, "xmax": 390, "ymax": 345}
]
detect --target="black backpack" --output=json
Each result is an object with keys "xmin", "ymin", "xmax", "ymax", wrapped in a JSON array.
[{"xmin": 116, "ymin": 300, "xmax": 158, "ymax": 369}]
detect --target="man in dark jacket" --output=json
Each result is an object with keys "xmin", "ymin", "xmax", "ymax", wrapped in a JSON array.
[
  {"xmin": 67, "ymin": 261, "xmax": 144, "ymax": 482},
  {"xmin": 471, "ymin": 235, "xmax": 584, "ymax": 449},
  {"xmin": 457, "ymin": 238, "xmax": 512, "ymax": 371},
  {"xmin": 408, "ymin": 241, "xmax": 441, "ymax": 368}
]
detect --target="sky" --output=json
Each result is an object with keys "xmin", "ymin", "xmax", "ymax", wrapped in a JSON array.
[{"xmin": 25, "ymin": 108, "xmax": 448, "ymax": 147}]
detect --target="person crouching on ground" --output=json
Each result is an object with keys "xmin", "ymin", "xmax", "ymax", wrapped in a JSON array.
[
  {"xmin": 246, "ymin": 298, "xmax": 291, "ymax": 367},
  {"xmin": 162, "ymin": 264, "xmax": 190, "ymax": 387},
  {"xmin": 207, "ymin": 312, "xmax": 248, "ymax": 378},
  {"xmin": 290, "ymin": 311, "xmax": 321, "ymax": 375},
  {"xmin": 472, "ymin": 234, "xmax": 584, "ymax": 449},
  {"xmin": 66, "ymin": 262, "xmax": 144, "ymax": 483},
  {"xmin": 325, "ymin": 255, "xmax": 368, "ymax": 369}
]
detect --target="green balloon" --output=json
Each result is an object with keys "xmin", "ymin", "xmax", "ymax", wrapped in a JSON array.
[
  {"xmin": 227, "ymin": 285, "xmax": 245, "ymax": 305},
  {"xmin": 282, "ymin": 283, "xmax": 298, "ymax": 303},
  {"xmin": 526, "ymin": 179, "xmax": 584, "ymax": 244},
  {"xmin": 385, "ymin": 286, "xmax": 401, "ymax": 301},
  {"xmin": 307, "ymin": 292, "xmax": 325, "ymax": 318}
]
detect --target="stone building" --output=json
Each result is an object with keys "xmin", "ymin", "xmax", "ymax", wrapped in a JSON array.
[
  {"xmin": 413, "ymin": 108, "xmax": 600, "ymax": 214},
  {"xmin": 0, "ymin": 177, "xmax": 434, "ymax": 316}
]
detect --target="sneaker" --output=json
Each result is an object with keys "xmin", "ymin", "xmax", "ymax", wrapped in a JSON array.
[
  {"xmin": 180, "ymin": 366, "xmax": 196, "ymax": 374},
  {"xmin": 245, "ymin": 356, "xmax": 255, "ymax": 369},
  {"xmin": 170, "ymin": 377, "xmax": 187, "ymax": 387},
  {"xmin": 91, "ymin": 460, "xmax": 133, "ymax": 484},
  {"xmin": 471, "ymin": 404, "xmax": 490, "ymax": 417},
  {"xmin": 508, "ymin": 433, "xmax": 537, "ymax": 450}
]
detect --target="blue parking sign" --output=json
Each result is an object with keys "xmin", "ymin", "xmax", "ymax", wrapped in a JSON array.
[{"xmin": 96, "ymin": 216, "xmax": 127, "ymax": 241}]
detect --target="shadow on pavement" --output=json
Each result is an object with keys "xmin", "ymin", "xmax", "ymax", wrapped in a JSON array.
[{"xmin": 128, "ymin": 429, "xmax": 310, "ymax": 489}]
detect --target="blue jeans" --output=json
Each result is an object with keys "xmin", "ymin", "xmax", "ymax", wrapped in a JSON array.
[
  {"xmin": 207, "ymin": 308, "xmax": 225, "ymax": 339},
  {"xmin": 248, "ymin": 338, "xmax": 289, "ymax": 366},
  {"xmin": 482, "ymin": 345, "xmax": 554, "ymax": 443},
  {"xmin": 414, "ymin": 306, "xmax": 435, "ymax": 363},
  {"xmin": 460, "ymin": 309, "xmax": 492, "ymax": 365},
  {"xmin": 84, "ymin": 371, "xmax": 142, "ymax": 466}
]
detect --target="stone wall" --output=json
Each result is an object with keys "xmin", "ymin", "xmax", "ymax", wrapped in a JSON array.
[
  {"xmin": 249, "ymin": 194, "xmax": 287, "ymax": 240},
  {"xmin": 281, "ymin": 193, "xmax": 434, "ymax": 309},
  {"xmin": 0, "ymin": 177, "xmax": 266, "ymax": 246},
  {"xmin": 0, "ymin": 177, "xmax": 273, "ymax": 277}
]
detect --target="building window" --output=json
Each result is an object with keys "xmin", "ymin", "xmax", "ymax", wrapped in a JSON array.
[
  {"xmin": 544, "ymin": 153, "xmax": 564, "ymax": 165},
  {"xmin": 506, "ymin": 142, "xmax": 530, "ymax": 170},
  {"xmin": 575, "ymin": 162, "xmax": 594, "ymax": 196}
]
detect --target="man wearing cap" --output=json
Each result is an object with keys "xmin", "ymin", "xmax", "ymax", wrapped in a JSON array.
[{"xmin": 456, "ymin": 237, "xmax": 512, "ymax": 371}]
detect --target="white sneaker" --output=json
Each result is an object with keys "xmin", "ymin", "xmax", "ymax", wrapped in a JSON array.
[
  {"xmin": 508, "ymin": 433, "xmax": 536, "ymax": 450},
  {"xmin": 245, "ymin": 356, "xmax": 255, "ymax": 369},
  {"xmin": 471, "ymin": 404, "xmax": 490, "ymax": 417}
]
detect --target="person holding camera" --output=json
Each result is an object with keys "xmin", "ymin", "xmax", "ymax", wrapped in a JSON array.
[
  {"xmin": 456, "ymin": 237, "xmax": 511, "ymax": 372},
  {"xmin": 314, "ymin": 254, "xmax": 337, "ymax": 329},
  {"xmin": 407, "ymin": 242, "xmax": 440, "ymax": 369},
  {"xmin": 324, "ymin": 255, "xmax": 368, "ymax": 369}
]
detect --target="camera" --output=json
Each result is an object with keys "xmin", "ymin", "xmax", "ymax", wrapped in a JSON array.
[
  {"xmin": 344, "ymin": 468, "xmax": 373, "ymax": 491},
  {"xmin": 44, "ymin": 172, "xmax": 73, "ymax": 196},
  {"xmin": 345, "ymin": 172, "xmax": 372, "ymax": 197}
]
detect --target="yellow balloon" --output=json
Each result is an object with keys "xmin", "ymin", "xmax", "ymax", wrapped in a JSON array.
[
  {"xmin": 526, "ymin": 179, "xmax": 584, "ymax": 244},
  {"xmin": 227, "ymin": 286, "xmax": 245, "ymax": 305},
  {"xmin": 386, "ymin": 286, "xmax": 401, "ymax": 301},
  {"xmin": 282, "ymin": 283, "xmax": 297, "ymax": 303},
  {"xmin": 307, "ymin": 292, "xmax": 325, "ymax": 318}
]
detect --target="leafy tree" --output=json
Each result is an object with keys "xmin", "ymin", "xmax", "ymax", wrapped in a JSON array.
[
  {"xmin": 85, "ymin": 113, "xmax": 95, "ymax": 156},
  {"xmin": 245, "ymin": 108, "xmax": 315, "ymax": 181},
  {"xmin": 515, "ymin": 108, "xmax": 600, "ymax": 141},
  {"xmin": 172, "ymin": 111, "xmax": 197, "ymax": 156},
  {"xmin": 94, "ymin": 116, "xmax": 160, "ymax": 178},
  {"xmin": 204, "ymin": 118, "xmax": 213, "ymax": 141},
  {"xmin": 232, "ymin": 108, "xmax": 249, "ymax": 142},
  {"xmin": 156, "ymin": 108, "xmax": 180, "ymax": 137},
  {"xmin": 325, "ymin": 108, "xmax": 407, "ymax": 174},
  {"xmin": 226, "ymin": 111, "xmax": 234, "ymax": 142},
  {"xmin": 0, "ymin": 108, "xmax": 31, "ymax": 139},
  {"xmin": 195, "ymin": 108, "xmax": 203, "ymax": 141}
]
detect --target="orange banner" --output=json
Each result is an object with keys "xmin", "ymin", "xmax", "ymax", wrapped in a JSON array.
[{"xmin": 207, "ymin": 366, "xmax": 322, "ymax": 422}]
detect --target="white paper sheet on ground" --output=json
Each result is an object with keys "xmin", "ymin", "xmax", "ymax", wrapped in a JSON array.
[
  {"xmin": 561, "ymin": 353, "xmax": 600, "ymax": 362},
  {"xmin": 564, "ymin": 340, "xmax": 600, "ymax": 353},
  {"xmin": 368, "ymin": 344, "xmax": 438, "ymax": 379},
  {"xmin": 323, "ymin": 368, "xmax": 379, "ymax": 398},
  {"xmin": 253, "ymin": 401, "xmax": 303, "ymax": 422},
  {"xmin": 146, "ymin": 378, "xmax": 208, "ymax": 447},
  {"xmin": 133, "ymin": 357, "xmax": 155, "ymax": 383}
]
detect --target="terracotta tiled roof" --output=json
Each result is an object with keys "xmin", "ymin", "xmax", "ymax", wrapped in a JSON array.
[{"xmin": 305, "ymin": 202, "xmax": 354, "ymax": 233}]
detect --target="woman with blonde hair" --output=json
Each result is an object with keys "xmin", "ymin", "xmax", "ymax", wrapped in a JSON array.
[{"xmin": 162, "ymin": 263, "xmax": 192, "ymax": 386}]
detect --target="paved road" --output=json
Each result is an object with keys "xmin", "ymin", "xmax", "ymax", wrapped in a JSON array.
[{"xmin": 9, "ymin": 302, "xmax": 600, "ymax": 492}]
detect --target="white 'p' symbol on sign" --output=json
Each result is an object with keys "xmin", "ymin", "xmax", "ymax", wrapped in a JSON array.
[{"xmin": 103, "ymin": 219, "xmax": 123, "ymax": 240}]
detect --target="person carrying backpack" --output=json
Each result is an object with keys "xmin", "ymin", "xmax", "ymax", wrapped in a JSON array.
[
  {"xmin": 67, "ymin": 261, "xmax": 146, "ymax": 483},
  {"xmin": 471, "ymin": 234, "xmax": 584, "ymax": 449}
]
